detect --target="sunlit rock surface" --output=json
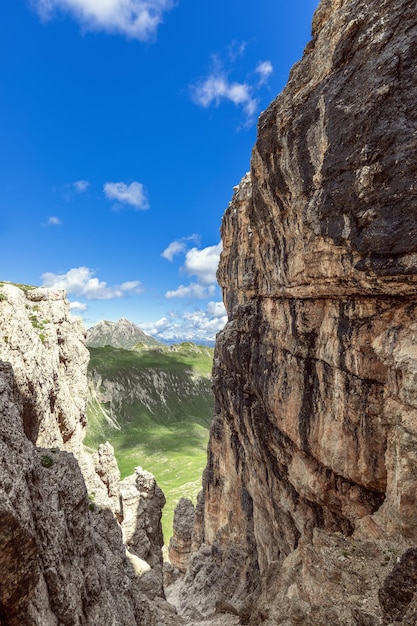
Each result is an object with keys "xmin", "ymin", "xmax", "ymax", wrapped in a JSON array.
[
  {"xmin": 0, "ymin": 285, "xmax": 180, "ymax": 625},
  {"xmin": 175, "ymin": 0, "xmax": 417, "ymax": 623}
]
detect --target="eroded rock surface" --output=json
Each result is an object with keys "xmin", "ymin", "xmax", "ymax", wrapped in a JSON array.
[
  {"xmin": 168, "ymin": 498, "xmax": 196, "ymax": 573},
  {"xmin": 175, "ymin": 0, "xmax": 417, "ymax": 623},
  {"xmin": 0, "ymin": 285, "xmax": 112, "ymax": 509},
  {"xmin": 0, "ymin": 361, "xmax": 176, "ymax": 625},
  {"xmin": 0, "ymin": 285, "xmax": 180, "ymax": 625},
  {"xmin": 121, "ymin": 467, "xmax": 166, "ymax": 599}
]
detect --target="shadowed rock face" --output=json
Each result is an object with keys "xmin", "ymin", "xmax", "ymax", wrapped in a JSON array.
[
  {"xmin": 176, "ymin": 0, "xmax": 417, "ymax": 623},
  {"xmin": 0, "ymin": 361, "xmax": 143, "ymax": 625},
  {"xmin": 0, "ymin": 286, "xmax": 181, "ymax": 625},
  {"xmin": 379, "ymin": 548, "xmax": 417, "ymax": 624},
  {"xmin": 168, "ymin": 498, "xmax": 196, "ymax": 573}
]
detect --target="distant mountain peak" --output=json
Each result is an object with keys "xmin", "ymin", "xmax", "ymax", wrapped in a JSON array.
[{"xmin": 86, "ymin": 318, "xmax": 161, "ymax": 349}]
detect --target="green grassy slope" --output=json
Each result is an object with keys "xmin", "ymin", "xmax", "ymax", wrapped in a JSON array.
[{"xmin": 85, "ymin": 343, "xmax": 214, "ymax": 544}]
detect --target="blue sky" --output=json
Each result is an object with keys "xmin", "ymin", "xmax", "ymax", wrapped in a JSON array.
[{"xmin": 1, "ymin": 0, "xmax": 318, "ymax": 343}]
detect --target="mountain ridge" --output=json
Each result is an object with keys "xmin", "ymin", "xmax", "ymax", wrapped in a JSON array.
[{"xmin": 86, "ymin": 317, "xmax": 162, "ymax": 349}]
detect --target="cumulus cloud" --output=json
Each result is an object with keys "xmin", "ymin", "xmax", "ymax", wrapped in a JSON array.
[
  {"xmin": 206, "ymin": 301, "xmax": 227, "ymax": 319},
  {"xmin": 192, "ymin": 74, "xmax": 258, "ymax": 122},
  {"xmin": 162, "ymin": 240, "xmax": 186, "ymax": 261},
  {"xmin": 164, "ymin": 241, "xmax": 222, "ymax": 301},
  {"xmin": 48, "ymin": 216, "xmax": 62, "ymax": 225},
  {"xmin": 31, "ymin": 0, "xmax": 175, "ymax": 41},
  {"xmin": 42, "ymin": 266, "xmax": 143, "ymax": 300},
  {"xmin": 104, "ymin": 181, "xmax": 149, "ymax": 210},
  {"xmin": 161, "ymin": 234, "xmax": 200, "ymax": 261},
  {"xmin": 165, "ymin": 283, "xmax": 216, "ymax": 300},
  {"xmin": 183, "ymin": 242, "xmax": 222, "ymax": 285},
  {"xmin": 140, "ymin": 301, "xmax": 227, "ymax": 344},
  {"xmin": 69, "ymin": 301, "xmax": 87, "ymax": 312},
  {"xmin": 255, "ymin": 60, "xmax": 273, "ymax": 85},
  {"xmin": 191, "ymin": 49, "xmax": 273, "ymax": 125}
]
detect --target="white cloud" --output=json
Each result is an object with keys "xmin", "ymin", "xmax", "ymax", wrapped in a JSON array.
[
  {"xmin": 42, "ymin": 266, "xmax": 143, "ymax": 300},
  {"xmin": 183, "ymin": 242, "xmax": 222, "ymax": 285},
  {"xmin": 165, "ymin": 282, "xmax": 216, "ymax": 300},
  {"xmin": 163, "ymin": 241, "xmax": 222, "ymax": 301},
  {"xmin": 255, "ymin": 60, "xmax": 273, "ymax": 85},
  {"xmin": 161, "ymin": 234, "xmax": 200, "ymax": 261},
  {"xmin": 206, "ymin": 301, "xmax": 227, "ymax": 319},
  {"xmin": 56, "ymin": 179, "xmax": 90, "ymax": 201},
  {"xmin": 192, "ymin": 73, "xmax": 258, "ymax": 122},
  {"xmin": 161, "ymin": 240, "xmax": 186, "ymax": 261},
  {"xmin": 73, "ymin": 179, "xmax": 90, "ymax": 192},
  {"xmin": 48, "ymin": 216, "xmax": 62, "ymax": 225},
  {"xmin": 104, "ymin": 181, "xmax": 149, "ymax": 210},
  {"xmin": 140, "ymin": 301, "xmax": 227, "ymax": 344},
  {"xmin": 69, "ymin": 300, "xmax": 87, "ymax": 311},
  {"xmin": 191, "ymin": 49, "xmax": 273, "ymax": 125},
  {"xmin": 31, "ymin": 0, "xmax": 175, "ymax": 41}
]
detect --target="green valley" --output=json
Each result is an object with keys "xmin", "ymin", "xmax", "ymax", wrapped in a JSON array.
[{"xmin": 85, "ymin": 339, "xmax": 214, "ymax": 544}]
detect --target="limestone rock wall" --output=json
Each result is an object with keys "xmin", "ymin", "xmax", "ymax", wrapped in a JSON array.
[
  {"xmin": 0, "ymin": 284, "xmax": 119, "ymax": 513},
  {"xmin": 0, "ymin": 285, "xmax": 180, "ymax": 625},
  {"xmin": 177, "ymin": 0, "xmax": 417, "ymax": 623},
  {"xmin": 0, "ymin": 361, "xmax": 172, "ymax": 625},
  {"xmin": 0, "ymin": 285, "xmax": 88, "ymax": 451}
]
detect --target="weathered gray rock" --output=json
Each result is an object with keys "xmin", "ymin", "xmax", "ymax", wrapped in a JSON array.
[
  {"xmin": 0, "ymin": 285, "xmax": 181, "ymax": 625},
  {"xmin": 0, "ymin": 285, "xmax": 120, "ymax": 514},
  {"xmin": 120, "ymin": 467, "xmax": 166, "ymax": 598},
  {"xmin": 168, "ymin": 498, "xmax": 196, "ymax": 573},
  {"xmin": 92, "ymin": 441, "xmax": 122, "ymax": 518},
  {"xmin": 0, "ymin": 285, "xmax": 88, "ymax": 451},
  {"xmin": 0, "ymin": 361, "xmax": 152, "ymax": 624},
  {"xmin": 178, "ymin": 0, "xmax": 417, "ymax": 623}
]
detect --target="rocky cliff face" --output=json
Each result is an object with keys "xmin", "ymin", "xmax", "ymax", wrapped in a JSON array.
[
  {"xmin": 175, "ymin": 0, "xmax": 417, "ymax": 623},
  {"xmin": 0, "ymin": 284, "xmax": 180, "ymax": 625}
]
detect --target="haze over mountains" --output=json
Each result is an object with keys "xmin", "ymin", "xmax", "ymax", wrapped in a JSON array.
[{"xmin": 87, "ymin": 316, "xmax": 219, "ymax": 348}]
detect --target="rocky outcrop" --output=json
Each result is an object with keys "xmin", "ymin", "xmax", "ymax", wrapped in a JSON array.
[
  {"xmin": 175, "ymin": 0, "xmax": 417, "ymax": 623},
  {"xmin": 168, "ymin": 498, "xmax": 196, "ymax": 573},
  {"xmin": 0, "ymin": 284, "xmax": 123, "ymax": 515},
  {"xmin": 0, "ymin": 284, "xmax": 180, "ymax": 625},
  {"xmin": 0, "ymin": 285, "xmax": 88, "ymax": 452},
  {"xmin": 92, "ymin": 441, "xmax": 122, "ymax": 518},
  {"xmin": 120, "ymin": 467, "xmax": 166, "ymax": 598},
  {"xmin": 0, "ymin": 360, "xmax": 180, "ymax": 625}
]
